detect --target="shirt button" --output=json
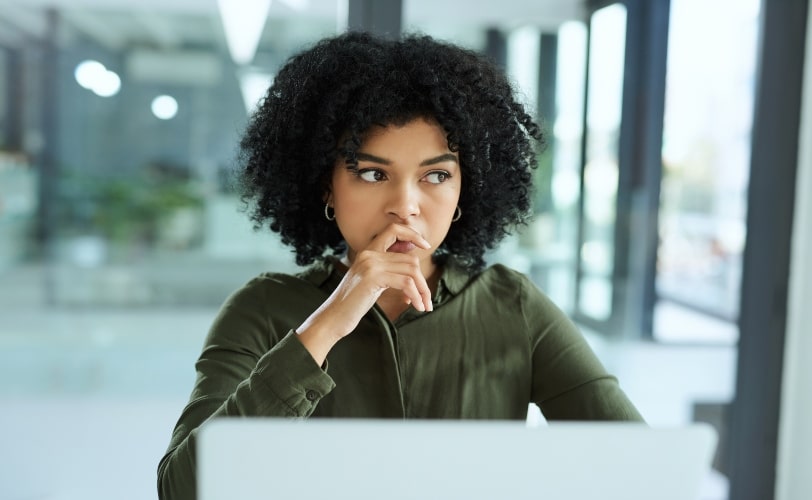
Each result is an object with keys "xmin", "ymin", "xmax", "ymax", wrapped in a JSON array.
[{"xmin": 305, "ymin": 390, "xmax": 319, "ymax": 401}]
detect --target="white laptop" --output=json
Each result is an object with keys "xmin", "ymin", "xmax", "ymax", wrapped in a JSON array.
[{"xmin": 198, "ymin": 419, "xmax": 717, "ymax": 500}]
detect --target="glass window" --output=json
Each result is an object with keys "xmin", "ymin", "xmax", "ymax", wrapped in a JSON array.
[
  {"xmin": 0, "ymin": 2, "xmax": 341, "ymax": 499},
  {"xmin": 1, "ymin": 3, "xmax": 755, "ymax": 499},
  {"xmin": 577, "ymin": 3, "xmax": 627, "ymax": 321},
  {"xmin": 655, "ymin": 0, "xmax": 761, "ymax": 343},
  {"xmin": 532, "ymin": 20, "xmax": 588, "ymax": 313}
]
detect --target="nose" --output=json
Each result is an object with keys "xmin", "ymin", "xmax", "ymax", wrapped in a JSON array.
[{"xmin": 386, "ymin": 180, "xmax": 420, "ymax": 220}]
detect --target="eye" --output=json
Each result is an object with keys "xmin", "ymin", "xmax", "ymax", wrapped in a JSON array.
[
  {"xmin": 424, "ymin": 171, "xmax": 451, "ymax": 184},
  {"xmin": 357, "ymin": 169, "xmax": 387, "ymax": 182}
]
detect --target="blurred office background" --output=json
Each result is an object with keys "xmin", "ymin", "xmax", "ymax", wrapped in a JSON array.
[{"xmin": 0, "ymin": 0, "xmax": 809, "ymax": 499}]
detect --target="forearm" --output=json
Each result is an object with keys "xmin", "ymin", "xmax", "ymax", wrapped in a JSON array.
[
  {"xmin": 296, "ymin": 310, "xmax": 345, "ymax": 366},
  {"xmin": 157, "ymin": 332, "xmax": 336, "ymax": 499},
  {"xmin": 157, "ymin": 383, "xmax": 297, "ymax": 500}
]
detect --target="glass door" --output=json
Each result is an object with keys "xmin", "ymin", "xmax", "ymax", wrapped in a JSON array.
[{"xmin": 573, "ymin": 2, "xmax": 628, "ymax": 332}]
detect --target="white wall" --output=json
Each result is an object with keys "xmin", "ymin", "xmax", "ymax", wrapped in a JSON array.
[{"xmin": 776, "ymin": 4, "xmax": 812, "ymax": 500}]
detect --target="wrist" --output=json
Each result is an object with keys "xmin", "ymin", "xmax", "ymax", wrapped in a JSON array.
[{"xmin": 295, "ymin": 316, "xmax": 344, "ymax": 366}]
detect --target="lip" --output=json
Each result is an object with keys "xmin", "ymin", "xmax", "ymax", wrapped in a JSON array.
[{"xmin": 387, "ymin": 240, "xmax": 417, "ymax": 253}]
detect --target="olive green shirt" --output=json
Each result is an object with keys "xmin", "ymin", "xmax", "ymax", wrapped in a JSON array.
[{"xmin": 157, "ymin": 257, "xmax": 642, "ymax": 499}]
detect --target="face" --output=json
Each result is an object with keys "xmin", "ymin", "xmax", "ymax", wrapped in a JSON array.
[{"xmin": 329, "ymin": 117, "xmax": 462, "ymax": 274}]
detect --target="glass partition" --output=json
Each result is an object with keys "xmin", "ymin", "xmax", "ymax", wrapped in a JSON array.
[
  {"xmin": 0, "ymin": 2, "xmax": 341, "ymax": 498},
  {"xmin": 537, "ymin": 20, "xmax": 588, "ymax": 312},
  {"xmin": 576, "ymin": 3, "xmax": 627, "ymax": 321},
  {"xmin": 0, "ymin": 2, "xmax": 760, "ymax": 499},
  {"xmin": 655, "ymin": 0, "xmax": 761, "ymax": 343}
]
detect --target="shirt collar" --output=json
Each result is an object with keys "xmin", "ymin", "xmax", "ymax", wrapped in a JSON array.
[
  {"xmin": 434, "ymin": 256, "xmax": 470, "ymax": 301},
  {"xmin": 297, "ymin": 257, "xmax": 335, "ymax": 288}
]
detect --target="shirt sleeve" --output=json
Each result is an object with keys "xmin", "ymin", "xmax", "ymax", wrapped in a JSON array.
[
  {"xmin": 157, "ymin": 278, "xmax": 336, "ymax": 500},
  {"xmin": 521, "ymin": 275, "xmax": 644, "ymax": 422}
]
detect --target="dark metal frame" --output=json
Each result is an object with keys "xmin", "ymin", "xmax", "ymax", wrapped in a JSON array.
[
  {"xmin": 484, "ymin": 28, "xmax": 508, "ymax": 69},
  {"xmin": 727, "ymin": 1, "xmax": 808, "ymax": 498},
  {"xmin": 347, "ymin": 0, "xmax": 403, "ymax": 38},
  {"xmin": 36, "ymin": 9, "xmax": 60, "ymax": 303},
  {"xmin": 1, "ymin": 48, "xmax": 24, "ymax": 151}
]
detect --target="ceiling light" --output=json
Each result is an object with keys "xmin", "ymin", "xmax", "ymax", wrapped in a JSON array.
[
  {"xmin": 238, "ymin": 70, "xmax": 274, "ymax": 113},
  {"xmin": 74, "ymin": 60, "xmax": 121, "ymax": 97},
  {"xmin": 217, "ymin": 0, "xmax": 272, "ymax": 66},
  {"xmin": 93, "ymin": 70, "xmax": 121, "ymax": 97},
  {"xmin": 151, "ymin": 95, "xmax": 179, "ymax": 120},
  {"xmin": 74, "ymin": 60, "xmax": 106, "ymax": 89}
]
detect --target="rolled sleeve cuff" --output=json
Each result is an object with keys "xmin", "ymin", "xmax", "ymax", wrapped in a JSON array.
[{"xmin": 253, "ymin": 330, "xmax": 336, "ymax": 416}]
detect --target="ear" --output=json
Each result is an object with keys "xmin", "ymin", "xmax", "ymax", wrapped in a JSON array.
[{"xmin": 322, "ymin": 189, "xmax": 333, "ymax": 206}]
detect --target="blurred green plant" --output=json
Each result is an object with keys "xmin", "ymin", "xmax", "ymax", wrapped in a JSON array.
[{"xmin": 57, "ymin": 168, "xmax": 204, "ymax": 248}]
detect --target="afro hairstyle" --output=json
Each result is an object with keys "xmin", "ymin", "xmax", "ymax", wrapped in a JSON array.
[{"xmin": 236, "ymin": 30, "xmax": 543, "ymax": 272}]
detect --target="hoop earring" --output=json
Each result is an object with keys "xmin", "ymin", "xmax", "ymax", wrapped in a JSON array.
[
  {"xmin": 452, "ymin": 206, "xmax": 462, "ymax": 222},
  {"xmin": 324, "ymin": 203, "xmax": 336, "ymax": 221}
]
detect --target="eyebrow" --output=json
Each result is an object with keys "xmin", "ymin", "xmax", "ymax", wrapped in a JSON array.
[{"xmin": 355, "ymin": 152, "xmax": 458, "ymax": 167}]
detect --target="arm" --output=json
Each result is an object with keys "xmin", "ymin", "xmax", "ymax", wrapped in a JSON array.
[
  {"xmin": 522, "ymin": 277, "xmax": 644, "ymax": 421},
  {"xmin": 158, "ymin": 223, "xmax": 434, "ymax": 498},
  {"xmin": 157, "ymin": 279, "xmax": 335, "ymax": 500}
]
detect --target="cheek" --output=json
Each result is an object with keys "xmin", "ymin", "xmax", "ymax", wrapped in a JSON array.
[
  {"xmin": 335, "ymin": 192, "xmax": 377, "ymax": 220},
  {"xmin": 427, "ymin": 190, "xmax": 461, "ymax": 230},
  {"xmin": 435, "ymin": 184, "xmax": 462, "ymax": 211},
  {"xmin": 333, "ymin": 199, "xmax": 375, "ymax": 243}
]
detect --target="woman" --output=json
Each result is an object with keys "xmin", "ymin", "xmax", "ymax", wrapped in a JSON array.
[{"xmin": 157, "ymin": 31, "xmax": 642, "ymax": 499}]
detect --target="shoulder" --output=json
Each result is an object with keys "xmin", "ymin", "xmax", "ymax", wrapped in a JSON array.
[
  {"xmin": 477, "ymin": 262, "xmax": 530, "ymax": 283},
  {"xmin": 208, "ymin": 266, "xmax": 331, "ymax": 341},
  {"xmin": 241, "ymin": 272, "xmax": 311, "ymax": 294},
  {"xmin": 221, "ymin": 262, "xmax": 330, "ymax": 311},
  {"xmin": 469, "ymin": 263, "xmax": 570, "ymax": 322},
  {"xmin": 446, "ymin": 262, "xmax": 531, "ymax": 309},
  {"xmin": 469, "ymin": 263, "xmax": 535, "ymax": 296}
]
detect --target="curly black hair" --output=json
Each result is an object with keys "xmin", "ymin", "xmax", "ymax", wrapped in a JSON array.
[{"xmin": 237, "ymin": 31, "xmax": 543, "ymax": 272}]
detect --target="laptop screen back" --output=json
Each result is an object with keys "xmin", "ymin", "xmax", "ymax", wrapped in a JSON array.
[{"xmin": 198, "ymin": 419, "xmax": 717, "ymax": 500}]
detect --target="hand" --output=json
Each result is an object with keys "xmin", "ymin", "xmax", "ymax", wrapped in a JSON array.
[{"xmin": 295, "ymin": 223, "xmax": 432, "ymax": 364}]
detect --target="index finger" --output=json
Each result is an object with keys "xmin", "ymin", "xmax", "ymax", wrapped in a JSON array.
[{"xmin": 368, "ymin": 224, "xmax": 431, "ymax": 254}]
